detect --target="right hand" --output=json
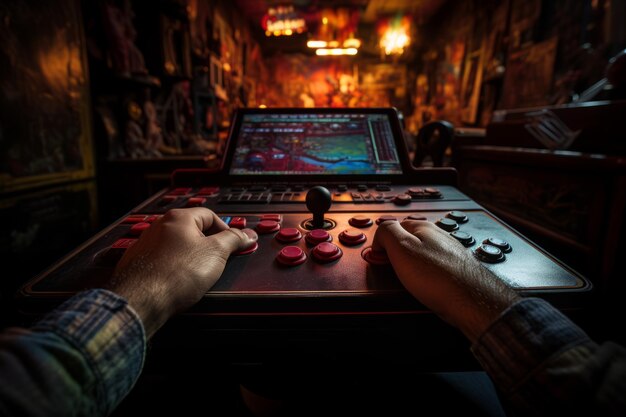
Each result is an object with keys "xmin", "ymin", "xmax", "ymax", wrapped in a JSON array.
[{"xmin": 372, "ymin": 219, "xmax": 519, "ymax": 342}]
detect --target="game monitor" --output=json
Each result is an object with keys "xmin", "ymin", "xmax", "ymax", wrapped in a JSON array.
[{"xmin": 221, "ymin": 108, "xmax": 412, "ymax": 182}]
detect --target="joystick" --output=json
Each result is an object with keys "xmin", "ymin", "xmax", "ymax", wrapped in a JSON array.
[{"xmin": 304, "ymin": 186, "xmax": 334, "ymax": 230}]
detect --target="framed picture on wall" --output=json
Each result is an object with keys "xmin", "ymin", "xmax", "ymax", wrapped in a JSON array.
[
  {"xmin": 499, "ymin": 37, "xmax": 558, "ymax": 109},
  {"xmin": 0, "ymin": 0, "xmax": 94, "ymax": 194},
  {"xmin": 460, "ymin": 47, "xmax": 485, "ymax": 124},
  {"xmin": 210, "ymin": 55, "xmax": 223, "ymax": 88}
]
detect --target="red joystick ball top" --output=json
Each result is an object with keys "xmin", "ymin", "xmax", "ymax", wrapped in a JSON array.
[
  {"xmin": 312, "ymin": 242, "xmax": 343, "ymax": 263},
  {"xmin": 277, "ymin": 246, "xmax": 307, "ymax": 266}
]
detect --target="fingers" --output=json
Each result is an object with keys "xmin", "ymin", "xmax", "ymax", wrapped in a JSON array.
[
  {"xmin": 161, "ymin": 207, "xmax": 229, "ymax": 235},
  {"xmin": 205, "ymin": 227, "xmax": 258, "ymax": 256},
  {"xmin": 372, "ymin": 219, "xmax": 433, "ymax": 252}
]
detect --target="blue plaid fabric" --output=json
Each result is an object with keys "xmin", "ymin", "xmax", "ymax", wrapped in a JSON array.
[
  {"xmin": 472, "ymin": 297, "xmax": 626, "ymax": 415},
  {"xmin": 0, "ymin": 289, "xmax": 145, "ymax": 417}
]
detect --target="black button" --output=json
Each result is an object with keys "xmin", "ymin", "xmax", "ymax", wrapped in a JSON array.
[
  {"xmin": 392, "ymin": 194, "xmax": 412, "ymax": 206},
  {"xmin": 447, "ymin": 211, "xmax": 468, "ymax": 223},
  {"xmin": 435, "ymin": 218, "xmax": 459, "ymax": 231},
  {"xmin": 474, "ymin": 244, "xmax": 505, "ymax": 263},
  {"xmin": 375, "ymin": 185, "xmax": 391, "ymax": 191},
  {"xmin": 450, "ymin": 231, "xmax": 475, "ymax": 247},
  {"xmin": 337, "ymin": 185, "xmax": 348, "ymax": 191},
  {"xmin": 357, "ymin": 184, "xmax": 368, "ymax": 191},
  {"xmin": 292, "ymin": 185, "xmax": 304, "ymax": 191},
  {"xmin": 484, "ymin": 237, "xmax": 512, "ymax": 253}
]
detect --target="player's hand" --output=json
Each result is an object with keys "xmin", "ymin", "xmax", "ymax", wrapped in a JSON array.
[
  {"xmin": 372, "ymin": 220, "xmax": 519, "ymax": 342},
  {"xmin": 107, "ymin": 208, "xmax": 257, "ymax": 338}
]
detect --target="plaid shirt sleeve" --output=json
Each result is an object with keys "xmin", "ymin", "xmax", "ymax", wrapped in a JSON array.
[
  {"xmin": 0, "ymin": 289, "xmax": 146, "ymax": 417},
  {"xmin": 472, "ymin": 297, "xmax": 626, "ymax": 416}
]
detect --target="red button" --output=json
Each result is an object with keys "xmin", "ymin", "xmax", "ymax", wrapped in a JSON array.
[
  {"xmin": 144, "ymin": 215, "xmax": 161, "ymax": 223},
  {"xmin": 305, "ymin": 229, "xmax": 332, "ymax": 245},
  {"xmin": 312, "ymin": 242, "xmax": 343, "ymax": 263},
  {"xmin": 186, "ymin": 197, "xmax": 207, "ymax": 207},
  {"xmin": 348, "ymin": 216, "xmax": 373, "ymax": 228},
  {"xmin": 111, "ymin": 238, "xmax": 137, "ymax": 249},
  {"xmin": 122, "ymin": 215, "xmax": 147, "ymax": 223},
  {"xmin": 362, "ymin": 247, "xmax": 390, "ymax": 265},
  {"xmin": 256, "ymin": 220, "xmax": 281, "ymax": 234},
  {"xmin": 233, "ymin": 241, "xmax": 258, "ymax": 256},
  {"xmin": 197, "ymin": 187, "xmax": 219, "ymax": 195},
  {"xmin": 392, "ymin": 194, "xmax": 412, "ymax": 205},
  {"xmin": 129, "ymin": 222, "xmax": 151, "ymax": 236},
  {"xmin": 261, "ymin": 214, "xmax": 282, "ymax": 222},
  {"xmin": 159, "ymin": 196, "xmax": 177, "ymax": 205},
  {"xmin": 230, "ymin": 217, "xmax": 247, "ymax": 229},
  {"xmin": 406, "ymin": 214, "xmax": 427, "ymax": 221},
  {"xmin": 276, "ymin": 227, "xmax": 302, "ymax": 243},
  {"xmin": 276, "ymin": 246, "xmax": 307, "ymax": 266},
  {"xmin": 407, "ymin": 187, "xmax": 424, "ymax": 196},
  {"xmin": 376, "ymin": 216, "xmax": 398, "ymax": 225},
  {"xmin": 170, "ymin": 187, "xmax": 192, "ymax": 195},
  {"xmin": 338, "ymin": 229, "xmax": 367, "ymax": 246}
]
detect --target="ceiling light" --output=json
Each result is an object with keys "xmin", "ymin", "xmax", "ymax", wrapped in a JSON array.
[
  {"xmin": 307, "ymin": 40, "xmax": 328, "ymax": 48},
  {"xmin": 316, "ymin": 48, "xmax": 358, "ymax": 56}
]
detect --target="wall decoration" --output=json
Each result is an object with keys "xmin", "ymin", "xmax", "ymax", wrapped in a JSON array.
[
  {"xmin": 0, "ymin": 0, "xmax": 94, "ymax": 194},
  {"xmin": 509, "ymin": 0, "xmax": 541, "ymax": 48},
  {"xmin": 500, "ymin": 37, "xmax": 558, "ymax": 109},
  {"xmin": 260, "ymin": 55, "xmax": 408, "ymax": 109},
  {"xmin": 460, "ymin": 46, "xmax": 485, "ymax": 124}
]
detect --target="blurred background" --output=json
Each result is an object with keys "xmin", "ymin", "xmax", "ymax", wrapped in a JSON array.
[{"xmin": 1, "ymin": 0, "xmax": 625, "ymax": 319}]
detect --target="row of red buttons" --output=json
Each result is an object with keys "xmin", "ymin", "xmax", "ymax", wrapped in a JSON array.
[
  {"xmin": 276, "ymin": 242, "xmax": 344, "ymax": 265},
  {"xmin": 275, "ymin": 243, "xmax": 389, "ymax": 266}
]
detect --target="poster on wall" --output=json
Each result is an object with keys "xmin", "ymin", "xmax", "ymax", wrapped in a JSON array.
[
  {"xmin": 460, "ymin": 47, "xmax": 484, "ymax": 124},
  {"xmin": 0, "ymin": 0, "xmax": 94, "ymax": 194},
  {"xmin": 499, "ymin": 37, "xmax": 558, "ymax": 109}
]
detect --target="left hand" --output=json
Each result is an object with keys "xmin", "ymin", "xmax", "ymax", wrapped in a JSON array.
[{"xmin": 106, "ymin": 208, "xmax": 257, "ymax": 337}]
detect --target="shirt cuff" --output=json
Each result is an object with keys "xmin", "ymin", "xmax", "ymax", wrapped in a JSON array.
[
  {"xmin": 31, "ymin": 289, "xmax": 146, "ymax": 415},
  {"xmin": 471, "ymin": 297, "xmax": 591, "ymax": 393}
]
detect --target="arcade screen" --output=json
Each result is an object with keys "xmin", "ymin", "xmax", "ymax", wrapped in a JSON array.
[{"xmin": 229, "ymin": 112, "xmax": 404, "ymax": 175}]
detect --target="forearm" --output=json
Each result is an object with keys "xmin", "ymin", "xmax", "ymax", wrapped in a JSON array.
[
  {"xmin": 0, "ymin": 290, "xmax": 146, "ymax": 417},
  {"xmin": 472, "ymin": 297, "xmax": 626, "ymax": 416}
]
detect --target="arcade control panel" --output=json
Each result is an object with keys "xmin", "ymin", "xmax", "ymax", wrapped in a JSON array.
[{"xmin": 18, "ymin": 108, "xmax": 591, "ymax": 320}]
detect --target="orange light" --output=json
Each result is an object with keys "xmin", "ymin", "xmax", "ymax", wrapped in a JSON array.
[
  {"xmin": 379, "ymin": 16, "xmax": 411, "ymax": 55},
  {"xmin": 307, "ymin": 40, "xmax": 327, "ymax": 48},
  {"xmin": 343, "ymin": 38, "xmax": 361, "ymax": 48},
  {"xmin": 315, "ymin": 48, "xmax": 358, "ymax": 56}
]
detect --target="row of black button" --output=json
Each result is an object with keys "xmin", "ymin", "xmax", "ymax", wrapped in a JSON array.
[{"xmin": 434, "ymin": 211, "xmax": 512, "ymax": 263}]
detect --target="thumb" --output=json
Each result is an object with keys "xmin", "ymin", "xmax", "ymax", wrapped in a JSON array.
[{"xmin": 204, "ymin": 227, "xmax": 258, "ymax": 257}]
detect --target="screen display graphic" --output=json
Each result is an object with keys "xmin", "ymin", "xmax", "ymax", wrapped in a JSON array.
[{"xmin": 229, "ymin": 113, "xmax": 403, "ymax": 175}]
